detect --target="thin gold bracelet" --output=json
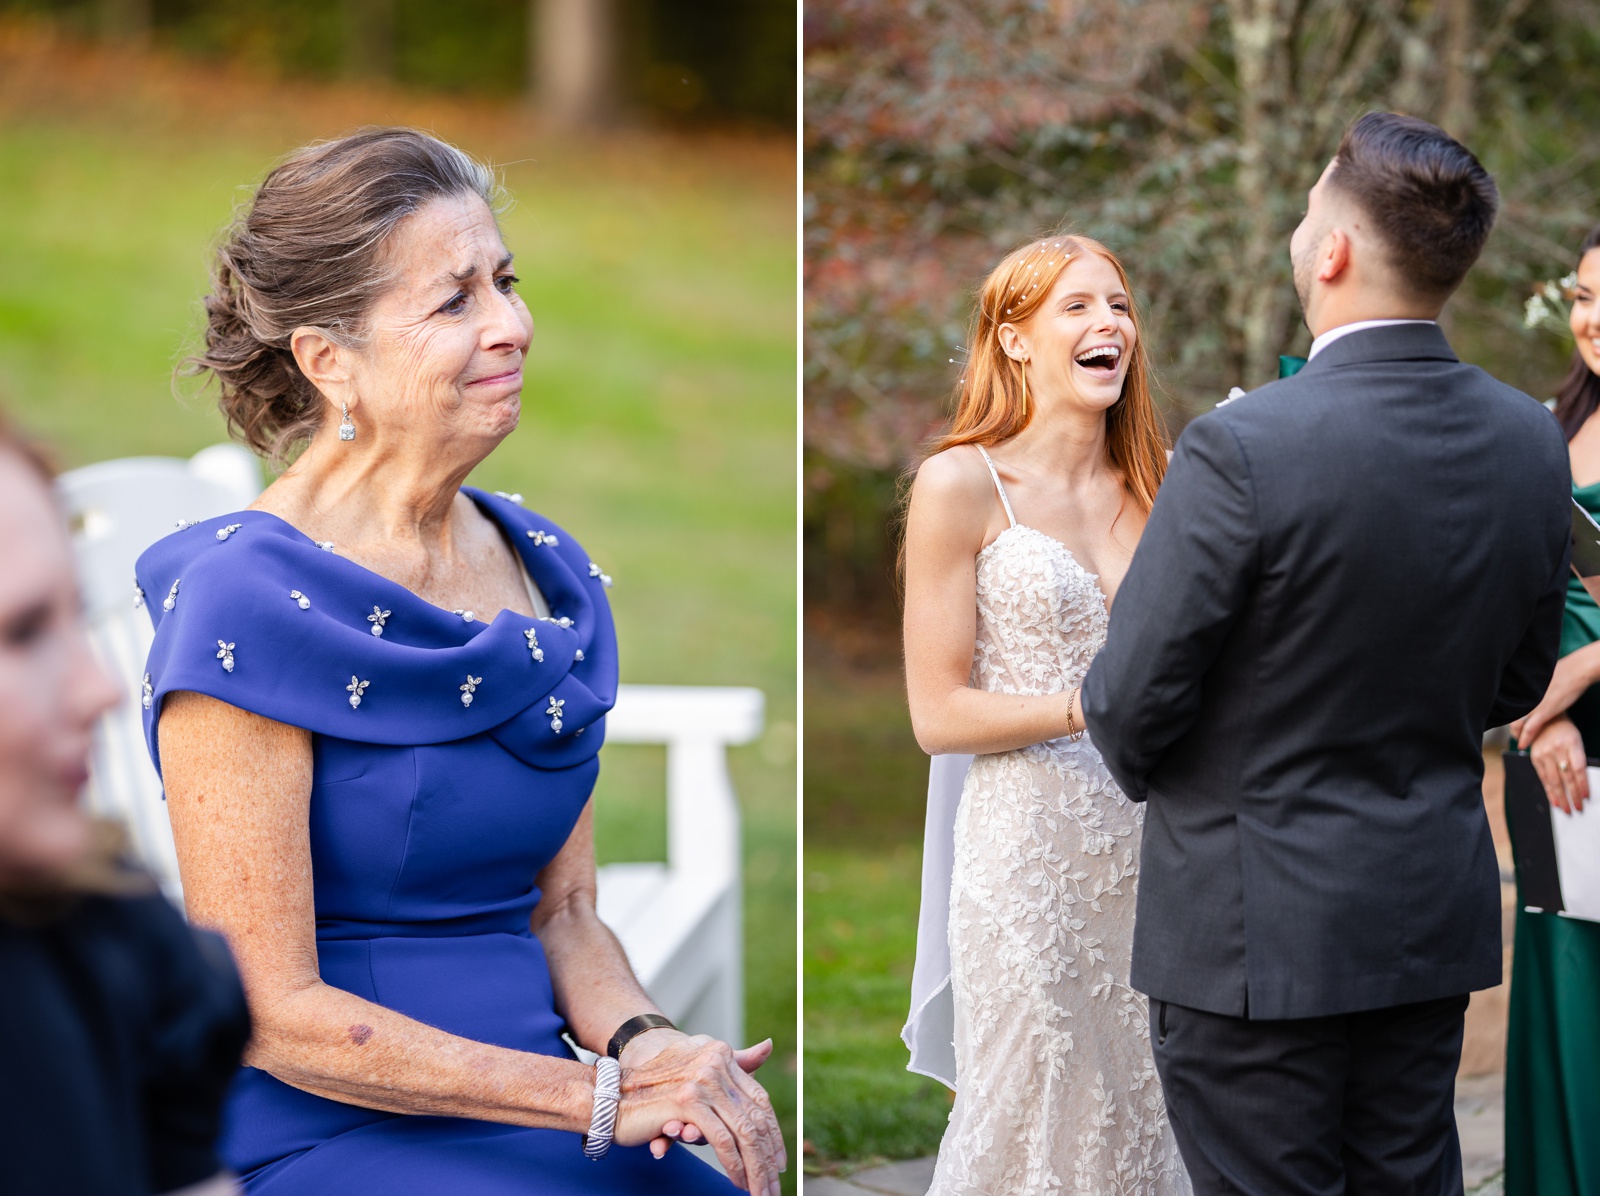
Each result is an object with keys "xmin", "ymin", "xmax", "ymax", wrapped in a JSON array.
[{"xmin": 1065, "ymin": 682, "xmax": 1084, "ymax": 742}]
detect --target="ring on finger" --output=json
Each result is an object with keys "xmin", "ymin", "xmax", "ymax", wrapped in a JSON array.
[{"xmin": 1560, "ymin": 759, "xmax": 1571, "ymax": 771}]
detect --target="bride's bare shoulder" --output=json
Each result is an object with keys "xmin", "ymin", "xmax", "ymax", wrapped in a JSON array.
[
  {"xmin": 912, "ymin": 444, "xmax": 993, "ymax": 504},
  {"xmin": 908, "ymin": 445, "xmax": 995, "ymax": 541}
]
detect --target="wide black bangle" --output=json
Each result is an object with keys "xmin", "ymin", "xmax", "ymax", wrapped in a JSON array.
[{"xmin": 607, "ymin": 1013, "xmax": 677, "ymax": 1060}]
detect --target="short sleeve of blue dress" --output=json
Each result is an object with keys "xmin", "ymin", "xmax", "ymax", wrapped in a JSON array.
[{"xmin": 136, "ymin": 488, "xmax": 737, "ymax": 1196}]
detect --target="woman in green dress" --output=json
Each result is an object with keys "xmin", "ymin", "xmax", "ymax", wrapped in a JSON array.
[{"xmin": 1506, "ymin": 222, "xmax": 1600, "ymax": 1196}]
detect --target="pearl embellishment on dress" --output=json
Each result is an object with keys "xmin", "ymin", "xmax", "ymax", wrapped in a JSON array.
[
  {"xmin": 546, "ymin": 696, "xmax": 565, "ymax": 734},
  {"xmin": 141, "ymin": 673, "xmax": 153, "ymax": 710},
  {"xmin": 524, "ymin": 628, "xmax": 544, "ymax": 663},
  {"xmin": 460, "ymin": 675, "xmax": 481, "ymax": 707},
  {"xmin": 216, "ymin": 640, "xmax": 235, "ymax": 673},
  {"xmin": 368, "ymin": 606, "xmax": 391, "ymax": 637},
  {"xmin": 290, "ymin": 590, "xmax": 310, "ymax": 610},
  {"xmin": 347, "ymin": 677, "xmax": 369, "ymax": 709},
  {"xmin": 215, "ymin": 523, "xmax": 243, "ymax": 541},
  {"xmin": 162, "ymin": 580, "xmax": 180, "ymax": 612},
  {"xmin": 527, "ymin": 530, "xmax": 560, "ymax": 547}
]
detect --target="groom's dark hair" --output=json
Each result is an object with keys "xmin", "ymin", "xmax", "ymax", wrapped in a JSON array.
[{"xmin": 1327, "ymin": 112, "xmax": 1499, "ymax": 299}]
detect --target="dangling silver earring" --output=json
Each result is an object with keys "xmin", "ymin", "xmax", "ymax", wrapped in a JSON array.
[{"xmin": 338, "ymin": 401, "xmax": 355, "ymax": 442}]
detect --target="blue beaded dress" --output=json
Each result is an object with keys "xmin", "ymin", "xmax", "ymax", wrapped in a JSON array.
[{"xmin": 136, "ymin": 488, "xmax": 737, "ymax": 1195}]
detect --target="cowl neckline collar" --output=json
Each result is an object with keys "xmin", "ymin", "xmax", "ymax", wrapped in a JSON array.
[{"xmin": 136, "ymin": 488, "xmax": 617, "ymax": 776}]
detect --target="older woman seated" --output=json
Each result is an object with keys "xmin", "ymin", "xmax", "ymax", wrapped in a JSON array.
[{"xmin": 141, "ymin": 128, "xmax": 783, "ymax": 1196}]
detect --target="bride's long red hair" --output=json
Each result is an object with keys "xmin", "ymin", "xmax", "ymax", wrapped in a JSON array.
[{"xmin": 927, "ymin": 234, "xmax": 1169, "ymax": 514}]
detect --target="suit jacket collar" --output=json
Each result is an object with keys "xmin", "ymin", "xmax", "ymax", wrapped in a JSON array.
[{"xmin": 1297, "ymin": 321, "xmax": 1459, "ymax": 374}]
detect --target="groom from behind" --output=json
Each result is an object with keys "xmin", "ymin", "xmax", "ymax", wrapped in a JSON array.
[{"xmin": 1081, "ymin": 112, "xmax": 1571, "ymax": 1194}]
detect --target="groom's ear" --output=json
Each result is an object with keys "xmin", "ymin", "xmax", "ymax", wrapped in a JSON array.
[{"xmin": 1317, "ymin": 227, "xmax": 1353, "ymax": 286}]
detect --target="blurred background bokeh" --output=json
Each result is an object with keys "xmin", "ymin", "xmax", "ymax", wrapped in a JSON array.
[
  {"xmin": 0, "ymin": 1, "xmax": 796, "ymax": 1185},
  {"xmin": 804, "ymin": 0, "xmax": 1600, "ymax": 1178}
]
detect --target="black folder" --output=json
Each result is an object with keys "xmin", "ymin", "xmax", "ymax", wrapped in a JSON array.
[
  {"xmin": 1503, "ymin": 751, "xmax": 1569, "ymax": 914},
  {"xmin": 1503, "ymin": 750, "xmax": 1600, "ymax": 923}
]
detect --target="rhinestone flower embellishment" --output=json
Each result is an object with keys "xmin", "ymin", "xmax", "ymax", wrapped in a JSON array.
[
  {"xmin": 545, "ymin": 695, "xmax": 565, "ymax": 734},
  {"xmin": 133, "ymin": 582, "xmax": 145, "ymax": 609},
  {"xmin": 346, "ymin": 676, "xmax": 369, "ymax": 709},
  {"xmin": 453, "ymin": 609, "xmax": 477, "ymax": 623},
  {"xmin": 290, "ymin": 590, "xmax": 310, "ymax": 610},
  {"xmin": 540, "ymin": 614, "xmax": 574, "ymax": 630},
  {"xmin": 216, "ymin": 640, "xmax": 236, "ymax": 673},
  {"xmin": 368, "ymin": 606, "xmax": 391, "ymax": 637},
  {"xmin": 141, "ymin": 673, "xmax": 153, "ymax": 710},
  {"xmin": 527, "ymin": 530, "xmax": 560, "ymax": 547},
  {"xmin": 494, "ymin": 490, "xmax": 524, "ymax": 504},
  {"xmin": 588, "ymin": 562, "xmax": 613, "ymax": 588},
  {"xmin": 317, "ymin": 541, "xmax": 336, "ymax": 553},
  {"xmin": 524, "ymin": 627, "xmax": 544, "ymax": 663},
  {"xmin": 574, "ymin": 649, "xmax": 585, "ymax": 662},
  {"xmin": 162, "ymin": 579, "xmax": 180, "ymax": 612},
  {"xmin": 174, "ymin": 518, "xmax": 197, "ymax": 530},
  {"xmin": 460, "ymin": 675, "xmax": 482, "ymax": 707},
  {"xmin": 215, "ymin": 523, "xmax": 243, "ymax": 541}
]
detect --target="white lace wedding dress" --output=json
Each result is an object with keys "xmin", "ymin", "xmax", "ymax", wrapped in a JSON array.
[{"xmin": 926, "ymin": 447, "xmax": 1190, "ymax": 1196}]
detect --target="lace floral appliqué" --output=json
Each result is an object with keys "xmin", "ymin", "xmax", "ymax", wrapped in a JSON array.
[{"xmin": 929, "ymin": 525, "xmax": 1190, "ymax": 1196}]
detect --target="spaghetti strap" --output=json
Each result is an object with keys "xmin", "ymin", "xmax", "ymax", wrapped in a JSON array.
[{"xmin": 975, "ymin": 445, "xmax": 1018, "ymax": 529}]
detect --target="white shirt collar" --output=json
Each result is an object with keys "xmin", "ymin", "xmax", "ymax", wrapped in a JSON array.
[{"xmin": 1308, "ymin": 318, "xmax": 1436, "ymax": 359}]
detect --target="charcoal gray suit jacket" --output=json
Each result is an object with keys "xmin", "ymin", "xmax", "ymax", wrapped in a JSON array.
[{"xmin": 1081, "ymin": 322, "xmax": 1570, "ymax": 1020}]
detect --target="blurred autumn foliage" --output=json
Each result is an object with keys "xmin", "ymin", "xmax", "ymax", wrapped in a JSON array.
[{"xmin": 805, "ymin": 0, "xmax": 1600, "ymax": 619}]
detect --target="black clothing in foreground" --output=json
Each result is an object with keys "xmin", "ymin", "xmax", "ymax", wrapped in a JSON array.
[
  {"xmin": 1151, "ymin": 994, "xmax": 1470, "ymax": 1196},
  {"xmin": 0, "ymin": 888, "xmax": 250, "ymax": 1195},
  {"xmin": 1083, "ymin": 322, "xmax": 1570, "ymax": 1021}
]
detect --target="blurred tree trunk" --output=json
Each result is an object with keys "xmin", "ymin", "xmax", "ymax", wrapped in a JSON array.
[
  {"xmin": 530, "ymin": 0, "xmax": 617, "ymax": 125},
  {"xmin": 98, "ymin": 0, "xmax": 149, "ymax": 47},
  {"xmin": 343, "ymin": 0, "xmax": 396, "ymax": 82},
  {"xmin": 1224, "ymin": 0, "xmax": 1301, "ymax": 388},
  {"xmin": 1439, "ymin": 0, "xmax": 1476, "ymax": 140}
]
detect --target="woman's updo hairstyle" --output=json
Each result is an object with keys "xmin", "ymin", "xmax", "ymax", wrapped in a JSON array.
[{"xmin": 189, "ymin": 127, "xmax": 500, "ymax": 464}]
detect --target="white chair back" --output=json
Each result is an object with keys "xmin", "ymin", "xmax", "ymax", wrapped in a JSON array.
[{"xmin": 60, "ymin": 446, "xmax": 262, "ymax": 900}]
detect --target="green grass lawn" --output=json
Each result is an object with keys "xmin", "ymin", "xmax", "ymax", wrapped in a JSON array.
[
  {"xmin": 805, "ymin": 845, "xmax": 952, "ymax": 1169},
  {"xmin": 803, "ymin": 641, "xmax": 952, "ymax": 1171},
  {"xmin": 0, "ymin": 29, "xmax": 796, "ymax": 1186}
]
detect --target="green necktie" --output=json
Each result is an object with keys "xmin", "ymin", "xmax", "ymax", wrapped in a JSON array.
[{"xmin": 1279, "ymin": 354, "xmax": 1308, "ymax": 378}]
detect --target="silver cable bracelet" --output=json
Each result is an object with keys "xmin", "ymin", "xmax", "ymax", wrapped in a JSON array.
[{"xmin": 582, "ymin": 1057, "xmax": 623, "ymax": 1160}]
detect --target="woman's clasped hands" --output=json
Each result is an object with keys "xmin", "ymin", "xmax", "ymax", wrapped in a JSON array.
[{"xmin": 616, "ymin": 1031, "xmax": 785, "ymax": 1196}]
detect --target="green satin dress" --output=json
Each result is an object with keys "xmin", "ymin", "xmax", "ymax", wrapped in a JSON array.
[{"xmin": 1505, "ymin": 479, "xmax": 1600, "ymax": 1195}]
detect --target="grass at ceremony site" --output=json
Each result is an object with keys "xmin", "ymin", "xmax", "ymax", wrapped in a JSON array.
[
  {"xmin": 803, "ymin": 638, "xmax": 953, "ymax": 1171},
  {"xmin": 0, "ymin": 26, "xmax": 797, "ymax": 1186}
]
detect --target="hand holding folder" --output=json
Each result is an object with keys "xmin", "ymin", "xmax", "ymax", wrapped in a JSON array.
[{"xmin": 1504, "ymin": 752, "xmax": 1600, "ymax": 924}]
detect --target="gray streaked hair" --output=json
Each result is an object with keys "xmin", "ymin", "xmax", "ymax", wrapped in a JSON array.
[{"xmin": 186, "ymin": 127, "xmax": 502, "ymax": 465}]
